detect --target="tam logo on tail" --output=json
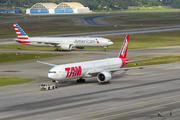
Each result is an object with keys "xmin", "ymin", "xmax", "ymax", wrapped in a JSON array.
[
  {"xmin": 13, "ymin": 23, "xmax": 29, "ymax": 40},
  {"xmin": 119, "ymin": 35, "xmax": 129, "ymax": 58}
]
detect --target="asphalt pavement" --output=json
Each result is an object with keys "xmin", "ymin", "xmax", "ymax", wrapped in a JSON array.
[{"xmin": 0, "ymin": 48, "xmax": 180, "ymax": 120}]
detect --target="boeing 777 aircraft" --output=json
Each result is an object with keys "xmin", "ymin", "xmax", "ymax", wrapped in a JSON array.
[
  {"xmin": 37, "ymin": 35, "xmax": 135, "ymax": 83},
  {"xmin": 37, "ymin": 35, "xmax": 176, "ymax": 84},
  {"xmin": 13, "ymin": 23, "xmax": 113, "ymax": 51}
]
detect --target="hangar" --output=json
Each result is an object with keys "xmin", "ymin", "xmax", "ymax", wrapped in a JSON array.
[
  {"xmin": 26, "ymin": 2, "xmax": 90, "ymax": 14},
  {"xmin": 26, "ymin": 3, "xmax": 57, "ymax": 14},
  {"xmin": 55, "ymin": 2, "xmax": 90, "ymax": 13}
]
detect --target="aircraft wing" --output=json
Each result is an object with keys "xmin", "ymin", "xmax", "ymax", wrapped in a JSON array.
[
  {"xmin": 87, "ymin": 62, "xmax": 176, "ymax": 76},
  {"xmin": 43, "ymin": 42, "xmax": 74, "ymax": 46},
  {"xmin": 37, "ymin": 61, "xmax": 57, "ymax": 67}
]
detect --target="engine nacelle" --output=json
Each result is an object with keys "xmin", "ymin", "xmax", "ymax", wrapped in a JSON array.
[
  {"xmin": 60, "ymin": 44, "xmax": 72, "ymax": 50},
  {"xmin": 76, "ymin": 47, "xmax": 85, "ymax": 49},
  {"xmin": 97, "ymin": 71, "xmax": 112, "ymax": 83}
]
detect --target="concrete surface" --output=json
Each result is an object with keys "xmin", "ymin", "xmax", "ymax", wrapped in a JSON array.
[{"xmin": 0, "ymin": 48, "xmax": 180, "ymax": 120}]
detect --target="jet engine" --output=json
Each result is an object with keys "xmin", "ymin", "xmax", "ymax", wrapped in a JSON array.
[
  {"xmin": 76, "ymin": 47, "xmax": 85, "ymax": 49},
  {"xmin": 60, "ymin": 44, "xmax": 72, "ymax": 50},
  {"xmin": 97, "ymin": 71, "xmax": 112, "ymax": 83}
]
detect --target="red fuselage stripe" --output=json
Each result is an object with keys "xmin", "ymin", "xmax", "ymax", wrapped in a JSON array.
[
  {"xmin": 18, "ymin": 41, "xmax": 31, "ymax": 43},
  {"xmin": 18, "ymin": 37, "xmax": 29, "ymax": 40}
]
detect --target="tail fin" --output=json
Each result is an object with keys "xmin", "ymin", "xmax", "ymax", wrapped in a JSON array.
[
  {"xmin": 118, "ymin": 34, "xmax": 129, "ymax": 58},
  {"xmin": 13, "ymin": 23, "xmax": 29, "ymax": 40}
]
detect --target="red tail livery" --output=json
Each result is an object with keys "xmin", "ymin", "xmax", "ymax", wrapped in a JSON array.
[{"xmin": 118, "ymin": 34, "xmax": 129, "ymax": 59}]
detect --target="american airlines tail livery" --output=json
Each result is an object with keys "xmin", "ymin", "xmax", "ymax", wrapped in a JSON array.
[
  {"xmin": 13, "ymin": 23, "xmax": 113, "ymax": 51},
  {"xmin": 37, "ymin": 35, "xmax": 139, "ymax": 83}
]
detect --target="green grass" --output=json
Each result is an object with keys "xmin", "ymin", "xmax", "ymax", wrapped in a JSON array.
[
  {"xmin": 106, "ymin": 12, "xmax": 180, "ymax": 25},
  {"xmin": 0, "ymin": 44, "xmax": 53, "ymax": 50},
  {"xmin": 0, "ymin": 77, "xmax": 35, "ymax": 86},
  {"xmin": 128, "ymin": 6, "xmax": 169, "ymax": 10},
  {"xmin": 86, "ymin": 30, "xmax": 180, "ymax": 50},
  {"xmin": 120, "ymin": 9, "xmax": 180, "ymax": 13},
  {"xmin": 126, "ymin": 56, "xmax": 180, "ymax": 67},
  {"xmin": 0, "ymin": 53, "xmax": 62, "ymax": 63},
  {"xmin": 0, "ymin": 19, "xmax": 148, "ymax": 39}
]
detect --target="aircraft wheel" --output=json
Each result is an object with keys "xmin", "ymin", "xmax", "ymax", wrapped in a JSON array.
[
  {"xmin": 81, "ymin": 79, "xmax": 85, "ymax": 82},
  {"xmin": 77, "ymin": 78, "xmax": 85, "ymax": 83}
]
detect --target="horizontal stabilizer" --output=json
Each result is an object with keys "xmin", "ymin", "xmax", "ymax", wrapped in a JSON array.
[
  {"xmin": 37, "ymin": 61, "xmax": 57, "ymax": 67},
  {"xmin": 126, "ymin": 58, "xmax": 152, "ymax": 63}
]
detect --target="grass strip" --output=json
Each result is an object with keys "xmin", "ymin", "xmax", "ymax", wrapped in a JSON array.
[
  {"xmin": 87, "ymin": 30, "xmax": 180, "ymax": 50},
  {"xmin": 0, "ymin": 53, "xmax": 62, "ymax": 63},
  {"xmin": 0, "ymin": 19, "xmax": 150, "ymax": 39},
  {"xmin": 126, "ymin": 56, "xmax": 180, "ymax": 67},
  {"xmin": 0, "ymin": 77, "xmax": 35, "ymax": 86},
  {"xmin": 106, "ymin": 13, "xmax": 180, "ymax": 25},
  {"xmin": 0, "ymin": 44, "xmax": 53, "ymax": 50}
]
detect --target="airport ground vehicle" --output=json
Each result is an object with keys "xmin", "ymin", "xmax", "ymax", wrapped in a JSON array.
[{"xmin": 40, "ymin": 83, "xmax": 58, "ymax": 90}]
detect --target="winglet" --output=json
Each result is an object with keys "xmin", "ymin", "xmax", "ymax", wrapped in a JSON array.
[
  {"xmin": 118, "ymin": 35, "xmax": 129, "ymax": 58},
  {"xmin": 13, "ymin": 23, "xmax": 29, "ymax": 40}
]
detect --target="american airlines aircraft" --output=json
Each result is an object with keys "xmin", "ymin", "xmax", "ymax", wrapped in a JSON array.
[
  {"xmin": 37, "ymin": 34, "xmax": 137, "ymax": 83},
  {"xmin": 13, "ymin": 23, "xmax": 113, "ymax": 51}
]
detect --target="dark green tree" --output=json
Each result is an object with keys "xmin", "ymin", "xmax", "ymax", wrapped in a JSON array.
[
  {"xmin": 6, "ymin": 0, "xmax": 12, "ymax": 8},
  {"xmin": 171, "ymin": 0, "xmax": 180, "ymax": 8}
]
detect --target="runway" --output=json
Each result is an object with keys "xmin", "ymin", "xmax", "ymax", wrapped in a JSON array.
[{"xmin": 0, "ymin": 48, "xmax": 180, "ymax": 120}]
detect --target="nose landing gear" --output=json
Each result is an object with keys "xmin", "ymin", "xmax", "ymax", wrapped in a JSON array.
[{"xmin": 104, "ymin": 46, "xmax": 107, "ymax": 51}]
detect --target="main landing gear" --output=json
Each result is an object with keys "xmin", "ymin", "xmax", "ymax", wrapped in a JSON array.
[
  {"xmin": 77, "ymin": 78, "xmax": 85, "ymax": 83},
  {"xmin": 54, "ymin": 46, "xmax": 60, "ymax": 51},
  {"xmin": 104, "ymin": 46, "xmax": 107, "ymax": 51}
]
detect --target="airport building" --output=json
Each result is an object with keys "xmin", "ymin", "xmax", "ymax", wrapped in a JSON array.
[
  {"xmin": 26, "ymin": 3, "xmax": 57, "ymax": 14},
  {"xmin": 0, "ymin": 9, "xmax": 22, "ymax": 13},
  {"xmin": 26, "ymin": 2, "xmax": 90, "ymax": 14}
]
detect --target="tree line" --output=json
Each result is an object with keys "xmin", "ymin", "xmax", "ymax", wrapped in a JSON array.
[{"xmin": 0, "ymin": 0, "xmax": 180, "ymax": 10}]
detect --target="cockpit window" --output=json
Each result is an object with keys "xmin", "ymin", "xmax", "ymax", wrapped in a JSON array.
[
  {"xmin": 49, "ymin": 71, "xmax": 56, "ymax": 73},
  {"xmin": 108, "ymin": 40, "xmax": 112, "ymax": 42}
]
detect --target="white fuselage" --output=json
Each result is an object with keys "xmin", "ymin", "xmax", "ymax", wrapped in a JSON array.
[
  {"xmin": 48, "ymin": 58, "xmax": 122, "ymax": 81},
  {"xmin": 15, "ymin": 37, "xmax": 113, "ymax": 47}
]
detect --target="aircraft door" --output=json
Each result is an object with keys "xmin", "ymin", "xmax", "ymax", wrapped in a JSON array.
[
  {"xmin": 93, "ymin": 65, "xmax": 96, "ymax": 71},
  {"xmin": 108, "ymin": 63, "xmax": 110, "ymax": 69},
  {"xmin": 59, "ymin": 69, "xmax": 66, "ymax": 77}
]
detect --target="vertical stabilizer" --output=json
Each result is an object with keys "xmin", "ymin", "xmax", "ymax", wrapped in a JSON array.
[
  {"xmin": 13, "ymin": 23, "xmax": 29, "ymax": 40},
  {"xmin": 118, "ymin": 35, "xmax": 129, "ymax": 58}
]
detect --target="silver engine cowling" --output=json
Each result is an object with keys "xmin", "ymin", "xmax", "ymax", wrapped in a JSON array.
[
  {"xmin": 60, "ymin": 44, "xmax": 72, "ymax": 50},
  {"xmin": 97, "ymin": 71, "xmax": 112, "ymax": 83}
]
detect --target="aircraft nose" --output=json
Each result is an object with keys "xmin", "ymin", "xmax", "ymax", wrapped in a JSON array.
[
  {"xmin": 48, "ymin": 73, "xmax": 54, "ymax": 79},
  {"xmin": 108, "ymin": 41, "xmax": 113, "ymax": 45}
]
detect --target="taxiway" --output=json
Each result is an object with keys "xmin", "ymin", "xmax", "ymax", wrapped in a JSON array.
[{"xmin": 0, "ymin": 48, "xmax": 180, "ymax": 120}]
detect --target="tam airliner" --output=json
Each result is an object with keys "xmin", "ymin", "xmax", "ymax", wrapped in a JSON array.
[
  {"xmin": 37, "ymin": 35, "xmax": 137, "ymax": 83},
  {"xmin": 13, "ymin": 23, "xmax": 113, "ymax": 51},
  {"xmin": 37, "ymin": 35, "xmax": 176, "ymax": 83}
]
